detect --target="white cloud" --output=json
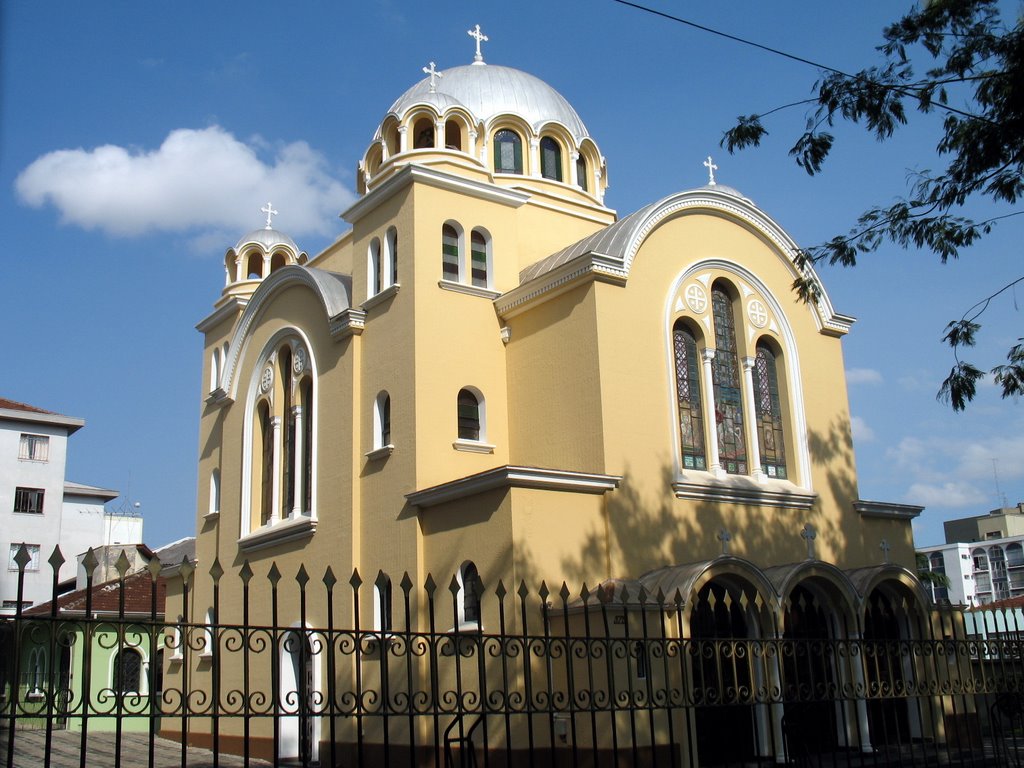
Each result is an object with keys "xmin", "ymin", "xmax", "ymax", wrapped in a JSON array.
[
  {"xmin": 15, "ymin": 126, "xmax": 354, "ymax": 241},
  {"xmin": 905, "ymin": 481, "xmax": 986, "ymax": 508},
  {"xmin": 850, "ymin": 415, "xmax": 875, "ymax": 443},
  {"xmin": 846, "ymin": 368, "xmax": 883, "ymax": 385}
]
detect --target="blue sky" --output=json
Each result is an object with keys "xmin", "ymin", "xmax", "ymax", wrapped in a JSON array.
[{"xmin": 2, "ymin": 1, "xmax": 1021, "ymax": 550}]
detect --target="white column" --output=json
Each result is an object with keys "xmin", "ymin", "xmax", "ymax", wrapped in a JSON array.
[
  {"xmin": 469, "ymin": 129, "xmax": 478, "ymax": 158},
  {"xmin": 398, "ymin": 125, "xmax": 408, "ymax": 154},
  {"xmin": 569, "ymin": 150, "xmax": 580, "ymax": 187},
  {"xmin": 595, "ymin": 167, "xmax": 604, "ymax": 203},
  {"xmin": 379, "ymin": 137, "xmax": 388, "ymax": 162},
  {"xmin": 529, "ymin": 137, "xmax": 540, "ymax": 177},
  {"xmin": 435, "ymin": 119, "xmax": 445, "ymax": 149},
  {"xmin": 700, "ymin": 349, "xmax": 722, "ymax": 476},
  {"xmin": 270, "ymin": 416, "xmax": 283, "ymax": 524},
  {"xmin": 291, "ymin": 405, "xmax": 304, "ymax": 519},
  {"xmin": 742, "ymin": 356, "xmax": 765, "ymax": 481}
]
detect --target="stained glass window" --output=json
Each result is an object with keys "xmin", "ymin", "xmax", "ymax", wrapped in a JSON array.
[
  {"xmin": 442, "ymin": 224, "xmax": 459, "ymax": 281},
  {"xmin": 471, "ymin": 230, "xmax": 488, "ymax": 288},
  {"xmin": 754, "ymin": 343, "xmax": 787, "ymax": 479},
  {"xmin": 673, "ymin": 322, "xmax": 706, "ymax": 470},
  {"xmin": 493, "ymin": 130, "xmax": 523, "ymax": 173},
  {"xmin": 540, "ymin": 137, "xmax": 562, "ymax": 181},
  {"xmin": 711, "ymin": 285, "xmax": 747, "ymax": 474},
  {"xmin": 458, "ymin": 389, "xmax": 481, "ymax": 441},
  {"xmin": 259, "ymin": 402, "xmax": 273, "ymax": 526}
]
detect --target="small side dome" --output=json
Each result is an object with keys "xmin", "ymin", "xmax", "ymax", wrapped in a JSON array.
[{"xmin": 224, "ymin": 223, "xmax": 308, "ymax": 292}]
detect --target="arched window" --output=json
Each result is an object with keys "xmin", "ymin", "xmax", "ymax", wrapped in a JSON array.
[
  {"xmin": 444, "ymin": 119, "xmax": 463, "ymax": 151},
  {"xmin": 375, "ymin": 571, "xmax": 393, "ymax": 633},
  {"xmin": 209, "ymin": 469, "xmax": 220, "ymax": 516},
  {"xmin": 754, "ymin": 343, "xmax": 787, "ymax": 479},
  {"xmin": 113, "ymin": 649, "xmax": 142, "ymax": 694},
  {"xmin": 540, "ymin": 137, "xmax": 563, "ymax": 181},
  {"xmin": 270, "ymin": 252, "xmax": 287, "ymax": 273},
  {"xmin": 211, "ymin": 347, "xmax": 221, "ymax": 392},
  {"xmin": 374, "ymin": 392, "xmax": 392, "ymax": 449},
  {"xmin": 246, "ymin": 252, "xmax": 263, "ymax": 280},
  {"xmin": 280, "ymin": 348, "xmax": 295, "ymax": 518},
  {"xmin": 300, "ymin": 378, "xmax": 314, "ymax": 514},
  {"xmin": 711, "ymin": 284, "xmax": 747, "ymax": 475},
  {"xmin": 385, "ymin": 227, "xmax": 398, "ymax": 286},
  {"xmin": 673, "ymin": 321, "xmax": 706, "ymax": 470},
  {"xmin": 576, "ymin": 155, "xmax": 588, "ymax": 191},
  {"xmin": 470, "ymin": 229, "xmax": 489, "ymax": 288},
  {"xmin": 493, "ymin": 129, "xmax": 523, "ymax": 173},
  {"xmin": 413, "ymin": 117, "xmax": 434, "ymax": 149},
  {"xmin": 442, "ymin": 223, "xmax": 461, "ymax": 281},
  {"xmin": 367, "ymin": 238, "xmax": 382, "ymax": 296},
  {"xmin": 460, "ymin": 561, "xmax": 481, "ymax": 626},
  {"xmin": 457, "ymin": 389, "xmax": 481, "ymax": 441},
  {"xmin": 225, "ymin": 252, "xmax": 238, "ymax": 283}
]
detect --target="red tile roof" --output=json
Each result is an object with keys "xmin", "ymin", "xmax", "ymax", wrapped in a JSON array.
[
  {"xmin": 966, "ymin": 595, "xmax": 1024, "ymax": 612},
  {"xmin": 0, "ymin": 397, "xmax": 58, "ymax": 415},
  {"xmin": 25, "ymin": 570, "xmax": 167, "ymax": 617}
]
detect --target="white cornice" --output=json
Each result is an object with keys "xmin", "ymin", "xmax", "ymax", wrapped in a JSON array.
[
  {"xmin": 330, "ymin": 308, "xmax": 366, "ymax": 340},
  {"xmin": 438, "ymin": 280, "xmax": 502, "ymax": 300},
  {"xmin": 407, "ymin": 465, "xmax": 622, "ymax": 509},
  {"xmin": 854, "ymin": 500, "xmax": 924, "ymax": 520},
  {"xmin": 196, "ymin": 296, "xmax": 246, "ymax": 333},
  {"xmin": 0, "ymin": 409, "xmax": 84, "ymax": 434},
  {"xmin": 342, "ymin": 165, "xmax": 530, "ymax": 224},
  {"xmin": 362, "ymin": 283, "xmax": 400, "ymax": 311},
  {"xmin": 237, "ymin": 515, "xmax": 317, "ymax": 553},
  {"xmin": 672, "ymin": 478, "xmax": 817, "ymax": 510},
  {"xmin": 495, "ymin": 253, "xmax": 627, "ymax": 320}
]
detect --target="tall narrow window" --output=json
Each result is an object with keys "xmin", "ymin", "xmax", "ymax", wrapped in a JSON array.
[
  {"xmin": 281, "ymin": 348, "xmax": 294, "ymax": 517},
  {"xmin": 470, "ymin": 230, "xmax": 488, "ymax": 288},
  {"xmin": 457, "ymin": 389, "xmax": 481, "ymax": 441},
  {"xmin": 444, "ymin": 119, "xmax": 462, "ymax": 150},
  {"xmin": 301, "ymin": 378, "xmax": 314, "ymax": 514},
  {"xmin": 461, "ymin": 561, "xmax": 481, "ymax": 625},
  {"xmin": 754, "ymin": 343, "xmax": 787, "ymax": 479},
  {"xmin": 576, "ymin": 155, "xmax": 588, "ymax": 191},
  {"xmin": 209, "ymin": 469, "xmax": 221, "ymax": 516},
  {"xmin": 929, "ymin": 552, "xmax": 949, "ymax": 601},
  {"xmin": 113, "ymin": 649, "xmax": 142, "ymax": 694},
  {"xmin": 540, "ymin": 137, "xmax": 563, "ymax": 181},
  {"xmin": 413, "ymin": 117, "xmax": 434, "ymax": 149},
  {"xmin": 368, "ymin": 238, "xmax": 382, "ymax": 296},
  {"xmin": 375, "ymin": 392, "xmax": 392, "ymax": 448},
  {"xmin": 259, "ymin": 402, "xmax": 274, "ymax": 526},
  {"xmin": 673, "ymin": 322, "xmax": 706, "ymax": 470},
  {"xmin": 386, "ymin": 227, "xmax": 398, "ymax": 285},
  {"xmin": 493, "ymin": 129, "xmax": 523, "ymax": 173},
  {"xmin": 442, "ymin": 224, "xmax": 460, "ymax": 281},
  {"xmin": 376, "ymin": 572, "xmax": 393, "ymax": 633},
  {"xmin": 246, "ymin": 253, "xmax": 262, "ymax": 280},
  {"xmin": 711, "ymin": 284, "xmax": 747, "ymax": 474}
]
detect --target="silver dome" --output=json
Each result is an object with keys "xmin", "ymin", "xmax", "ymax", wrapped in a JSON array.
[
  {"xmin": 234, "ymin": 227, "xmax": 302, "ymax": 255},
  {"xmin": 386, "ymin": 64, "xmax": 591, "ymax": 142}
]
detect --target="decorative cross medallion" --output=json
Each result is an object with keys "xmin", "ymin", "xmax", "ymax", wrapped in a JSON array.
[
  {"xmin": 800, "ymin": 523, "xmax": 817, "ymax": 560},
  {"xmin": 879, "ymin": 539, "xmax": 891, "ymax": 565},
  {"xmin": 468, "ymin": 24, "xmax": 489, "ymax": 63},
  {"xmin": 703, "ymin": 156, "xmax": 718, "ymax": 186},
  {"xmin": 261, "ymin": 202, "xmax": 278, "ymax": 229},
  {"xmin": 685, "ymin": 284, "xmax": 708, "ymax": 314},
  {"xmin": 423, "ymin": 61, "xmax": 443, "ymax": 93},
  {"xmin": 717, "ymin": 528, "xmax": 732, "ymax": 556},
  {"xmin": 747, "ymin": 299, "xmax": 768, "ymax": 328}
]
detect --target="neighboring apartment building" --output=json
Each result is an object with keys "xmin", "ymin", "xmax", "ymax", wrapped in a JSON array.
[
  {"xmin": 918, "ymin": 504, "xmax": 1024, "ymax": 607},
  {"xmin": 1, "ymin": 397, "xmax": 135, "ymax": 614}
]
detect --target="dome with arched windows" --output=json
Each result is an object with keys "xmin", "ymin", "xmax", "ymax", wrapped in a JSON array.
[
  {"xmin": 223, "ymin": 226, "xmax": 308, "ymax": 294},
  {"xmin": 359, "ymin": 58, "xmax": 608, "ymax": 204},
  {"xmin": 386, "ymin": 64, "xmax": 592, "ymax": 144},
  {"xmin": 234, "ymin": 227, "xmax": 301, "ymax": 256}
]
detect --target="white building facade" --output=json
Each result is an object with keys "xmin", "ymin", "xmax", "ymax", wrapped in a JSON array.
[
  {"xmin": 918, "ymin": 535, "xmax": 1024, "ymax": 607},
  {"xmin": 1, "ymin": 398, "xmax": 130, "ymax": 614}
]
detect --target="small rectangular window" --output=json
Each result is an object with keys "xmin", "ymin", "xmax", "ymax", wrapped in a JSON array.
[
  {"xmin": 18, "ymin": 434, "xmax": 49, "ymax": 462},
  {"xmin": 8, "ymin": 544, "xmax": 41, "ymax": 572},
  {"xmin": 13, "ymin": 488, "xmax": 44, "ymax": 514}
]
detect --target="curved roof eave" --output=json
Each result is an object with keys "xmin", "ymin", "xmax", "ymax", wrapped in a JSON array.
[
  {"xmin": 220, "ymin": 266, "xmax": 352, "ymax": 399},
  {"xmin": 517, "ymin": 187, "xmax": 851, "ymax": 333}
]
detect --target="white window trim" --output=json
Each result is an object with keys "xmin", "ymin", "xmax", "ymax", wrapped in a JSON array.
[
  {"xmin": 362, "ymin": 282, "xmax": 400, "ymax": 311},
  {"xmin": 437, "ymin": 280, "xmax": 501, "ymax": 300},
  {"xmin": 453, "ymin": 439, "xmax": 495, "ymax": 454}
]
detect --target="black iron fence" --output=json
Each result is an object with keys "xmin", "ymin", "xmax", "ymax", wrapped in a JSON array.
[{"xmin": 3, "ymin": 549, "xmax": 1024, "ymax": 768}]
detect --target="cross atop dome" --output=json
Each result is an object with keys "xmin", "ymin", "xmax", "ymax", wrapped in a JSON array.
[
  {"xmin": 261, "ymin": 201, "xmax": 278, "ymax": 229},
  {"xmin": 703, "ymin": 156, "xmax": 718, "ymax": 186},
  {"xmin": 468, "ymin": 24, "xmax": 488, "ymax": 65},
  {"xmin": 423, "ymin": 61, "xmax": 443, "ymax": 93}
]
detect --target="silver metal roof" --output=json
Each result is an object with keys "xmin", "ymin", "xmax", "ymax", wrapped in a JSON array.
[
  {"xmin": 233, "ymin": 227, "xmax": 302, "ymax": 255},
  {"xmin": 386, "ymin": 64, "xmax": 591, "ymax": 142}
]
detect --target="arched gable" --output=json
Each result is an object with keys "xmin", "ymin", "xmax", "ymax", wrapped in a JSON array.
[{"xmin": 220, "ymin": 266, "xmax": 351, "ymax": 401}]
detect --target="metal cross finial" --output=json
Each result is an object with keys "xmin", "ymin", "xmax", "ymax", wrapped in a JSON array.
[
  {"xmin": 468, "ymin": 24, "xmax": 489, "ymax": 64},
  {"xmin": 880, "ymin": 539, "xmax": 892, "ymax": 565},
  {"xmin": 717, "ymin": 528, "xmax": 732, "ymax": 556},
  {"xmin": 423, "ymin": 61, "xmax": 444, "ymax": 93},
  {"xmin": 703, "ymin": 156, "xmax": 718, "ymax": 186},
  {"xmin": 261, "ymin": 202, "xmax": 278, "ymax": 229},
  {"xmin": 801, "ymin": 523, "xmax": 817, "ymax": 560}
]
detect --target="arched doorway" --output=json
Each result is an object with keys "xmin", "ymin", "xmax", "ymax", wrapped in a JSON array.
[
  {"xmin": 279, "ymin": 629, "xmax": 318, "ymax": 765},
  {"xmin": 690, "ymin": 578, "xmax": 771, "ymax": 766}
]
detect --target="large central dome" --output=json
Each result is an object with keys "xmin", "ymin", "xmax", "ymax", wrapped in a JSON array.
[{"xmin": 386, "ymin": 64, "xmax": 591, "ymax": 142}]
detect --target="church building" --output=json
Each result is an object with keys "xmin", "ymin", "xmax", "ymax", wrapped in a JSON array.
[{"xmin": 174, "ymin": 26, "xmax": 931, "ymax": 764}]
